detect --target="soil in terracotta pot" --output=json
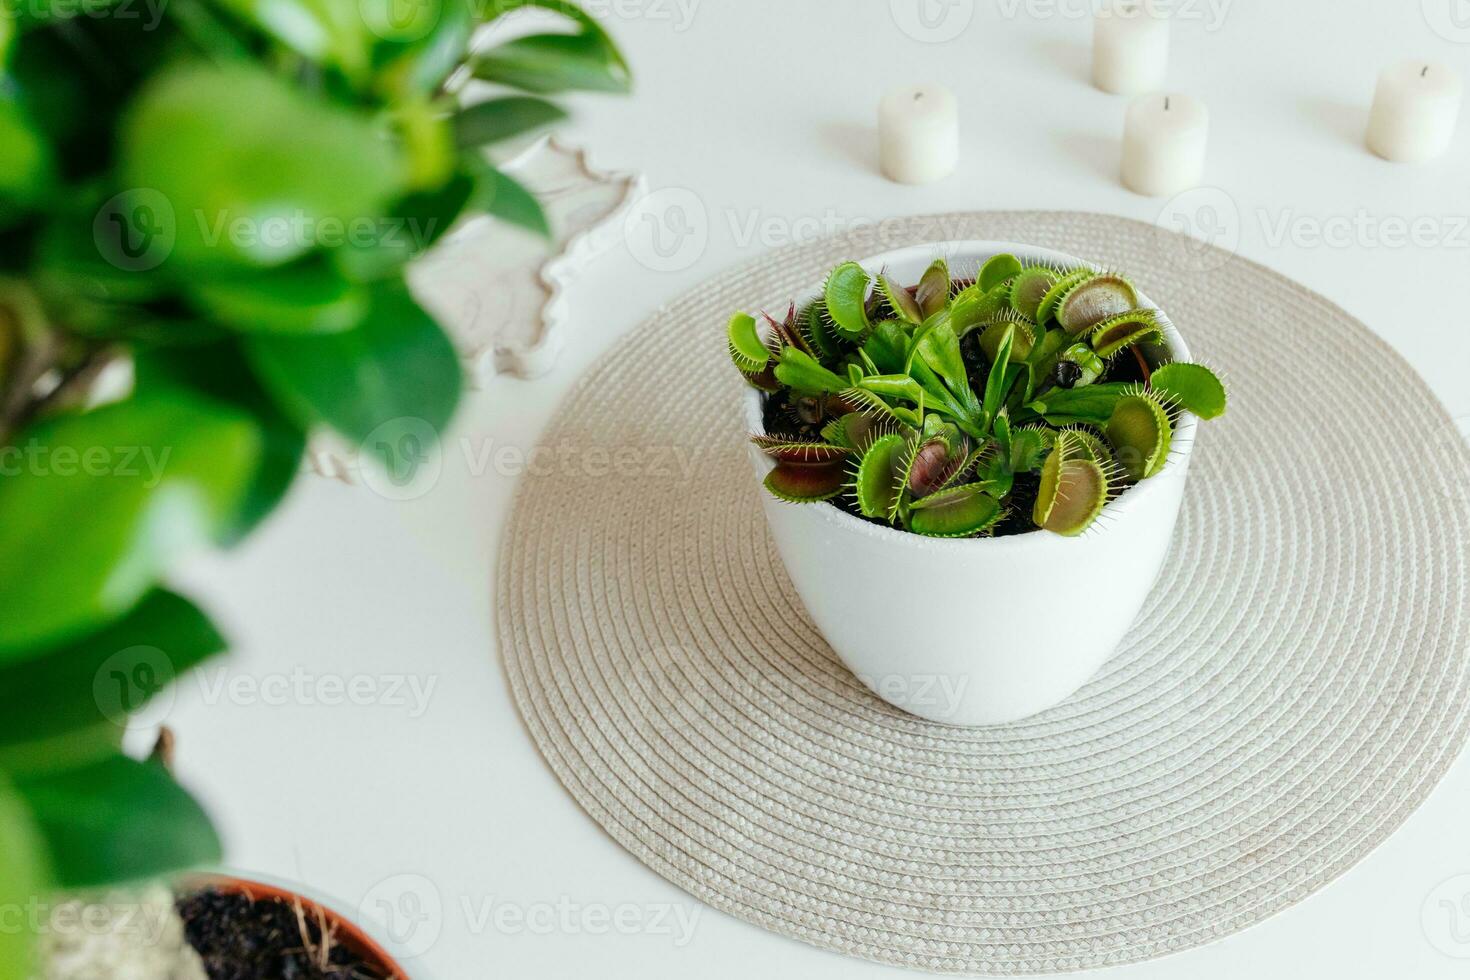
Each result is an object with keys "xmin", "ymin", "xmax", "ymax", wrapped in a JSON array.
[
  {"xmin": 758, "ymin": 318, "xmax": 1150, "ymax": 539},
  {"xmin": 177, "ymin": 888, "xmax": 393, "ymax": 980}
]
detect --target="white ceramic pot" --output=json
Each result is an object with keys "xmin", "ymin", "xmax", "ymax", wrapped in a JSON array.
[{"xmin": 745, "ymin": 241, "xmax": 1197, "ymax": 726}]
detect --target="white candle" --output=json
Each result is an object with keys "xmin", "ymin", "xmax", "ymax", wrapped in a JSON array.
[
  {"xmin": 1092, "ymin": 0, "xmax": 1169, "ymax": 96},
  {"xmin": 879, "ymin": 84, "xmax": 958, "ymax": 185},
  {"xmin": 1120, "ymin": 93, "xmax": 1208, "ymax": 197},
  {"xmin": 1365, "ymin": 61, "xmax": 1462, "ymax": 163}
]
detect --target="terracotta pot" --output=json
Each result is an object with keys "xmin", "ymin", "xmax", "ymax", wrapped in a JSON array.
[{"xmin": 181, "ymin": 875, "xmax": 411, "ymax": 979}]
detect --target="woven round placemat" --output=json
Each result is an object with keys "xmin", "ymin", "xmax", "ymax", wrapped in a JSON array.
[{"xmin": 496, "ymin": 211, "xmax": 1470, "ymax": 974}]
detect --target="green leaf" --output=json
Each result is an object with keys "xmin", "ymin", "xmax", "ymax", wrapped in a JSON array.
[
  {"xmin": 1036, "ymin": 268, "xmax": 1091, "ymax": 325},
  {"xmin": 1107, "ymin": 392, "xmax": 1173, "ymax": 480},
  {"xmin": 861, "ymin": 320, "xmax": 907, "ymax": 373},
  {"xmin": 0, "ymin": 724, "xmax": 122, "ymax": 783},
  {"xmin": 915, "ymin": 259, "xmax": 951, "ymax": 320},
  {"xmin": 1034, "ymin": 452, "xmax": 1108, "ymax": 536},
  {"xmin": 951, "ymin": 281, "xmax": 1012, "ymax": 335},
  {"xmin": 0, "ymin": 776, "xmax": 50, "ymax": 980},
  {"xmin": 1025, "ymin": 326, "xmax": 1071, "ymax": 377},
  {"xmin": 358, "ymin": 0, "xmax": 450, "ymax": 45},
  {"xmin": 907, "ymin": 484, "xmax": 1001, "ymax": 538},
  {"xmin": 824, "ymin": 261, "xmax": 871, "ymax": 338},
  {"xmin": 858, "ymin": 374, "xmax": 925, "ymax": 405},
  {"xmin": 914, "ymin": 316, "xmax": 969, "ymax": 399},
  {"xmin": 12, "ymin": 755, "xmax": 220, "ymax": 889},
  {"xmin": 214, "ymin": 0, "xmax": 370, "ymax": 77},
  {"xmin": 879, "ymin": 274, "xmax": 922, "ymax": 324},
  {"xmin": 976, "ymin": 252, "xmax": 1023, "ymax": 290},
  {"xmin": 335, "ymin": 172, "xmax": 477, "ymax": 281},
  {"xmin": 749, "ymin": 436, "xmax": 847, "ymax": 465},
  {"xmin": 1009, "ymin": 266, "xmax": 1057, "ymax": 321},
  {"xmin": 1089, "ymin": 310, "xmax": 1161, "ymax": 359},
  {"xmin": 165, "ymin": 0, "xmax": 254, "ymax": 62},
  {"xmin": 0, "ymin": 92, "xmax": 51, "ymax": 211},
  {"xmin": 978, "ymin": 253, "xmax": 1022, "ymax": 292},
  {"xmin": 455, "ymin": 95, "xmax": 567, "ymax": 148},
  {"xmin": 1009, "ymin": 426, "xmax": 1051, "ymax": 473},
  {"xmin": 1151, "ymin": 362, "xmax": 1227, "ymax": 419},
  {"xmin": 978, "ymin": 317, "xmax": 1034, "ymax": 362},
  {"xmin": 0, "ymin": 393, "xmax": 262, "ymax": 655},
  {"xmin": 0, "ymin": 591, "xmax": 223, "ymax": 747},
  {"xmin": 1053, "ymin": 341, "xmax": 1105, "ymax": 388},
  {"xmin": 473, "ymin": 164, "xmax": 549, "ymax": 237},
  {"xmin": 1027, "ymin": 382, "xmax": 1133, "ymax": 426},
  {"xmin": 825, "ymin": 412, "xmax": 893, "ymax": 453},
  {"xmin": 981, "ymin": 323, "xmax": 1014, "ymax": 428},
  {"xmin": 134, "ymin": 343, "xmax": 308, "ymax": 545},
  {"xmin": 773, "ymin": 347, "xmax": 848, "ymax": 394},
  {"xmin": 856, "ymin": 433, "xmax": 906, "ymax": 519},
  {"xmin": 188, "ymin": 256, "xmax": 368, "ymax": 334},
  {"xmin": 801, "ymin": 303, "xmax": 845, "ymax": 362},
  {"xmin": 1057, "ymin": 273, "xmax": 1137, "ymax": 335},
  {"xmin": 245, "ymin": 281, "xmax": 461, "ymax": 470},
  {"xmin": 473, "ymin": 0, "xmax": 631, "ymax": 94},
  {"xmin": 375, "ymin": 0, "xmax": 477, "ymax": 96},
  {"xmin": 121, "ymin": 63, "xmax": 404, "ymax": 269},
  {"xmin": 727, "ymin": 312, "xmax": 769, "ymax": 372},
  {"xmin": 763, "ymin": 463, "xmax": 844, "ymax": 503}
]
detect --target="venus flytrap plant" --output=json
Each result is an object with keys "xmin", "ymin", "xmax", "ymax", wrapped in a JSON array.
[{"xmin": 735, "ymin": 253, "xmax": 1229, "ymax": 539}]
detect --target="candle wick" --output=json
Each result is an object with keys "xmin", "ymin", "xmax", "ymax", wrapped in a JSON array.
[
  {"xmin": 1164, "ymin": 96, "xmax": 1170, "ymax": 110},
  {"xmin": 1422, "ymin": 65, "xmax": 1430, "ymax": 78},
  {"xmin": 914, "ymin": 92, "xmax": 924, "ymax": 101}
]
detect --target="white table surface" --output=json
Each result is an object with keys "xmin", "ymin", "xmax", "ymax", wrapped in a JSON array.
[{"xmin": 160, "ymin": 1, "xmax": 1470, "ymax": 976}]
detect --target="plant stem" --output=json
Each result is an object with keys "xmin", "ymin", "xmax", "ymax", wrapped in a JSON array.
[{"xmin": 0, "ymin": 343, "xmax": 117, "ymax": 446}]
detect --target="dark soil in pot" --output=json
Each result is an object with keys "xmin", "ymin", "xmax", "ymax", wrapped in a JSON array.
[{"xmin": 178, "ymin": 887, "xmax": 397, "ymax": 980}]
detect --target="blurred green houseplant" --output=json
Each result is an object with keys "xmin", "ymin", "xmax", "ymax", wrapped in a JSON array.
[{"xmin": 0, "ymin": 0, "xmax": 627, "ymax": 973}]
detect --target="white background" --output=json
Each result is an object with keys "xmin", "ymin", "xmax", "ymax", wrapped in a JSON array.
[{"xmin": 161, "ymin": 1, "xmax": 1470, "ymax": 976}]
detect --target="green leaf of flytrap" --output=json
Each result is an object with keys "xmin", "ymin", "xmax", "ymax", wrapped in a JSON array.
[
  {"xmin": 915, "ymin": 259, "xmax": 951, "ymax": 320},
  {"xmin": 1089, "ymin": 309, "xmax": 1161, "ymax": 359},
  {"xmin": 978, "ymin": 253, "xmax": 1022, "ymax": 292},
  {"xmin": 908, "ymin": 484, "xmax": 1002, "ymax": 538},
  {"xmin": 1008, "ymin": 265, "xmax": 1058, "ymax": 322},
  {"xmin": 1151, "ymin": 361, "xmax": 1228, "ymax": 419},
  {"xmin": 774, "ymin": 347, "xmax": 849, "ymax": 394},
  {"xmin": 727, "ymin": 312, "xmax": 770, "ymax": 373},
  {"xmin": 824, "ymin": 261, "xmax": 872, "ymax": 337},
  {"xmin": 1036, "ymin": 268, "xmax": 1091, "ymax": 325},
  {"xmin": 1107, "ymin": 392, "xmax": 1174, "ymax": 480},
  {"xmin": 856, "ymin": 434, "xmax": 908, "ymax": 519},
  {"xmin": 1056, "ymin": 273, "xmax": 1138, "ymax": 334},
  {"xmin": 879, "ymin": 274, "xmax": 923, "ymax": 324},
  {"xmin": 728, "ymin": 257, "xmax": 1227, "ymax": 537},
  {"xmin": 764, "ymin": 464, "xmax": 845, "ymax": 502}
]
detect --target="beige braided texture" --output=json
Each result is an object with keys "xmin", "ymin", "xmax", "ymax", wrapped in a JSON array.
[{"xmin": 496, "ymin": 212, "xmax": 1470, "ymax": 974}]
